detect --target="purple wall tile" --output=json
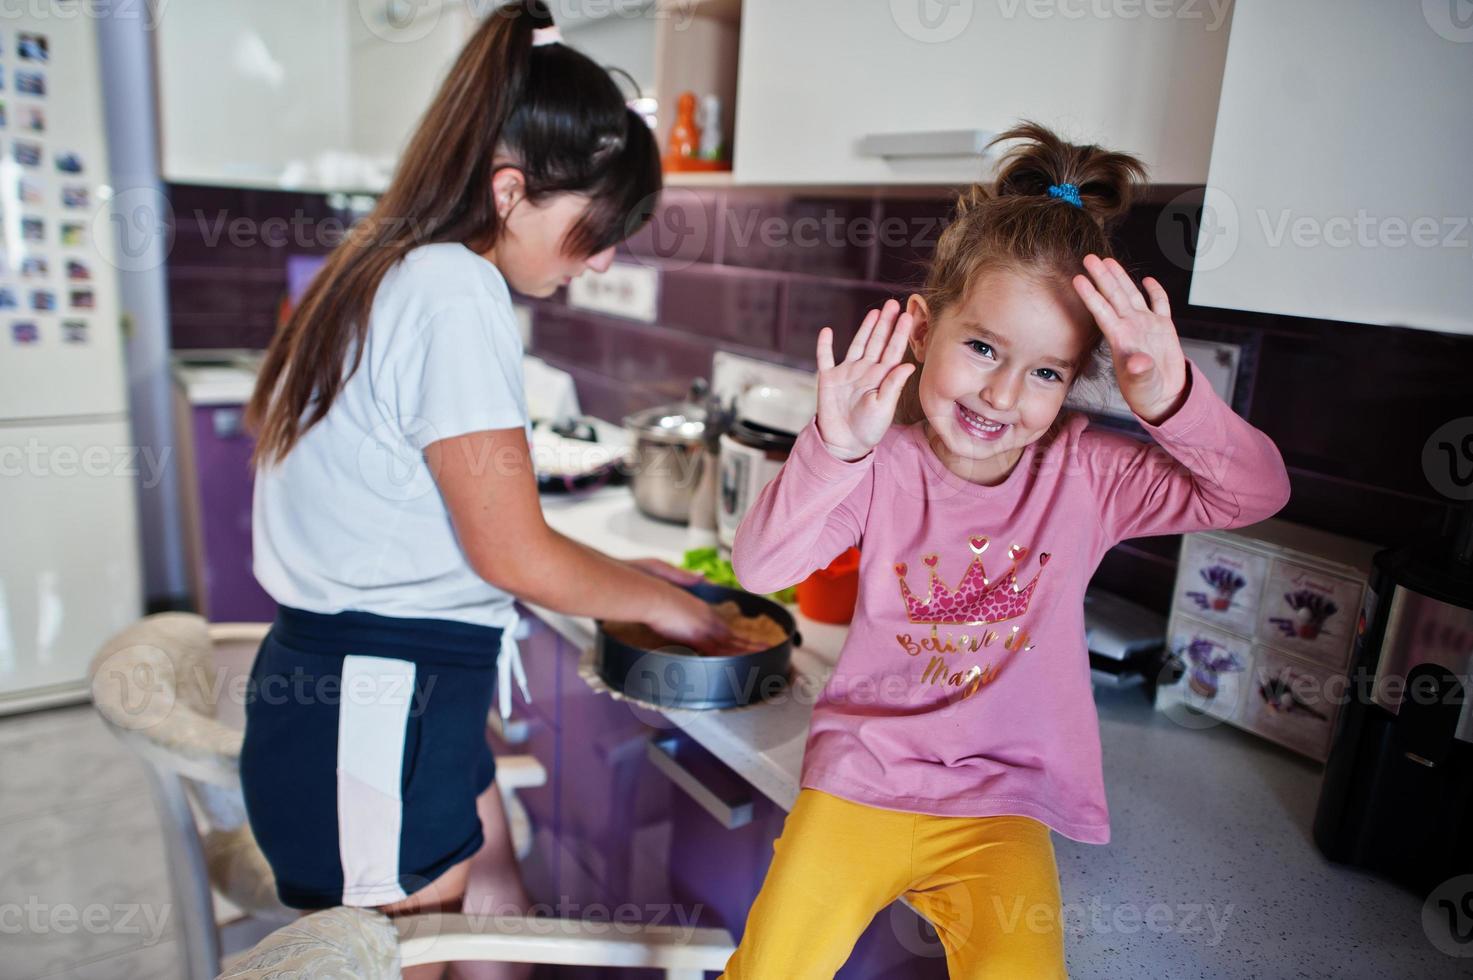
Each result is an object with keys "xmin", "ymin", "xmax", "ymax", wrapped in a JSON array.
[
  {"xmin": 603, "ymin": 320, "xmax": 717, "ymax": 397},
  {"xmin": 162, "ymin": 178, "xmax": 1473, "ymax": 622},
  {"xmin": 659, "ymin": 265, "xmax": 781, "ymax": 349},
  {"xmin": 874, "ymin": 197, "xmax": 953, "ymax": 288},
  {"xmin": 529, "ymin": 304, "xmax": 613, "ymax": 373},
  {"xmin": 534, "ymin": 353, "xmax": 666, "ymax": 424},
  {"xmin": 617, "ymin": 187, "xmax": 719, "ymax": 268},
  {"xmin": 719, "ymin": 191, "xmax": 876, "ymax": 279},
  {"xmin": 780, "ymin": 279, "xmax": 900, "ymax": 365},
  {"xmin": 166, "ymin": 182, "xmax": 352, "ymax": 349}
]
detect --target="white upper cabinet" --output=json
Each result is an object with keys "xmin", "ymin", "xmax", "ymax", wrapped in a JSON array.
[
  {"xmin": 1188, "ymin": 0, "xmax": 1473, "ymax": 336},
  {"xmin": 156, "ymin": 0, "xmax": 476, "ymax": 192},
  {"xmin": 733, "ymin": 0, "xmax": 1235, "ymax": 186}
]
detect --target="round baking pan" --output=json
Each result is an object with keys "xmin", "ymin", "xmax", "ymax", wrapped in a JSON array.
[{"xmin": 595, "ymin": 581, "xmax": 800, "ymax": 710}]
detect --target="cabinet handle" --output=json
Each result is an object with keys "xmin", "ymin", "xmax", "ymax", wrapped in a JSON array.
[
  {"xmin": 647, "ymin": 734, "xmax": 753, "ymax": 830},
  {"xmin": 212, "ymin": 408, "xmax": 244, "ymax": 439},
  {"xmin": 856, "ymin": 129, "xmax": 995, "ymax": 159}
]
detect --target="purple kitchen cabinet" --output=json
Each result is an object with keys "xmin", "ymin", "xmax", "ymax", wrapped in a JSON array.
[
  {"xmin": 176, "ymin": 395, "xmax": 277, "ymax": 623},
  {"xmin": 502, "ymin": 608, "xmax": 951, "ymax": 979},
  {"xmin": 663, "ymin": 734, "xmax": 951, "ymax": 980}
]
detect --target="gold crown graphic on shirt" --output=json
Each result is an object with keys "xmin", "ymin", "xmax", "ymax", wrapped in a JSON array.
[{"xmin": 894, "ymin": 535, "xmax": 1048, "ymax": 625}]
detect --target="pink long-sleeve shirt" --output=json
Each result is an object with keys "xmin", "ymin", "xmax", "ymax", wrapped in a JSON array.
[{"xmin": 730, "ymin": 358, "xmax": 1291, "ymax": 844}]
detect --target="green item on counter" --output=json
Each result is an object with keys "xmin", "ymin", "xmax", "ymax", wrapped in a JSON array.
[{"xmin": 682, "ymin": 547, "xmax": 796, "ymax": 605}]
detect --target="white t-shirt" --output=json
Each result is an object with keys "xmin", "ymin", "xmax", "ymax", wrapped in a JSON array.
[{"xmin": 252, "ymin": 243, "xmax": 531, "ymax": 630}]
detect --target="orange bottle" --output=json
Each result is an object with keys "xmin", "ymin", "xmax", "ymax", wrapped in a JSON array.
[{"xmin": 663, "ymin": 91, "xmax": 701, "ymax": 169}]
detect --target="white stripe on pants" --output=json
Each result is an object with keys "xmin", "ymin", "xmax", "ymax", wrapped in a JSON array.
[{"xmin": 336, "ymin": 654, "xmax": 417, "ymax": 906}]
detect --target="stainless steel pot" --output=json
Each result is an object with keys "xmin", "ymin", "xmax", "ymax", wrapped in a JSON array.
[{"xmin": 623, "ymin": 382, "xmax": 713, "ymax": 524}]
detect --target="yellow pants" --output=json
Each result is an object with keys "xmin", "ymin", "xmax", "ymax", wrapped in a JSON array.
[{"xmin": 720, "ymin": 788, "xmax": 1068, "ymax": 979}]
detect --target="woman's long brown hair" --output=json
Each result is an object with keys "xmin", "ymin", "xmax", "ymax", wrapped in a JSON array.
[{"xmin": 246, "ymin": 0, "xmax": 660, "ymax": 466}]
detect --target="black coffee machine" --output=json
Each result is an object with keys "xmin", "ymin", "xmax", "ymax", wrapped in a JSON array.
[{"xmin": 1314, "ymin": 500, "xmax": 1473, "ymax": 892}]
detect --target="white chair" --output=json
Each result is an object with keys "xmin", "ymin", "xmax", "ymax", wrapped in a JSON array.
[
  {"xmin": 88, "ymin": 613, "xmax": 550, "ymax": 979},
  {"xmin": 219, "ymin": 905, "xmax": 736, "ymax": 979}
]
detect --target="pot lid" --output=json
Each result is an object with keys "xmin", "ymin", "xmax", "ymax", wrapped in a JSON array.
[{"xmin": 623, "ymin": 400, "xmax": 709, "ymax": 444}]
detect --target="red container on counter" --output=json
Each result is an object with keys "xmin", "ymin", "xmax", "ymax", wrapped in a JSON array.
[{"xmin": 797, "ymin": 547, "xmax": 861, "ymax": 624}]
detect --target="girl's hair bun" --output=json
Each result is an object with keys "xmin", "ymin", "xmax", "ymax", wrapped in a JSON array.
[{"xmin": 984, "ymin": 119, "xmax": 1147, "ymax": 233}]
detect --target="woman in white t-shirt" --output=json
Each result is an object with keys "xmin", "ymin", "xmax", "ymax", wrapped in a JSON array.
[{"xmin": 238, "ymin": 3, "xmax": 738, "ymax": 970}]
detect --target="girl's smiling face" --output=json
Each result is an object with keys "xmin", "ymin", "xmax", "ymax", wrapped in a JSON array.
[{"xmin": 905, "ymin": 268, "xmax": 1097, "ymax": 485}]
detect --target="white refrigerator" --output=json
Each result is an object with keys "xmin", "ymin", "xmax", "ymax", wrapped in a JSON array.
[{"xmin": 0, "ymin": 11, "xmax": 142, "ymax": 713}]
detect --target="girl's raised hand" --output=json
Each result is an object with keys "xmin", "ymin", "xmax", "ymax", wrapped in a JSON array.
[
  {"xmin": 814, "ymin": 299, "xmax": 916, "ymax": 461},
  {"xmin": 1071, "ymin": 255, "xmax": 1189, "ymax": 426}
]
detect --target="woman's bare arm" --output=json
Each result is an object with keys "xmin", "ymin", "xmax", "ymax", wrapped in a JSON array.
[{"xmin": 426, "ymin": 426, "xmax": 741, "ymax": 652}]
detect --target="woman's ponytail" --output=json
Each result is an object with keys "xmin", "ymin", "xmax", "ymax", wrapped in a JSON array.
[{"xmin": 247, "ymin": 0, "xmax": 659, "ymax": 466}]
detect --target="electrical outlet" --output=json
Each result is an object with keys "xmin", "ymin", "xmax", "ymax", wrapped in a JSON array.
[{"xmin": 566, "ymin": 262, "xmax": 659, "ymax": 323}]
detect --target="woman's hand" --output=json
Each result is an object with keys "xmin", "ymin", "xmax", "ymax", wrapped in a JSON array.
[
  {"xmin": 624, "ymin": 557, "xmax": 703, "ymax": 586},
  {"xmin": 1071, "ymin": 255, "xmax": 1189, "ymax": 426},
  {"xmin": 814, "ymin": 298, "xmax": 916, "ymax": 462},
  {"xmin": 644, "ymin": 584, "xmax": 749, "ymax": 657}
]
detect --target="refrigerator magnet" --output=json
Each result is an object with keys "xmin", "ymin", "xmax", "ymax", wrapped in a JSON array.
[
  {"xmin": 17, "ymin": 33, "xmax": 46, "ymax": 63},
  {"xmin": 21, "ymin": 105, "xmax": 43, "ymax": 132},
  {"xmin": 55, "ymin": 151, "xmax": 82, "ymax": 174},
  {"xmin": 62, "ymin": 320, "xmax": 87, "ymax": 344},
  {"xmin": 18, "ymin": 177, "xmax": 42, "ymax": 204},
  {"xmin": 59, "ymin": 222, "xmax": 83, "ymax": 246},
  {"xmin": 20, "ymin": 216, "xmax": 42, "ymax": 241},
  {"xmin": 16, "ymin": 70, "xmax": 42, "ymax": 96},
  {"xmin": 11, "ymin": 321, "xmax": 38, "ymax": 345},
  {"xmin": 69, "ymin": 289, "xmax": 93, "ymax": 310},
  {"xmin": 30, "ymin": 288, "xmax": 52, "ymax": 311},
  {"xmin": 65, "ymin": 259, "xmax": 88, "ymax": 281},
  {"xmin": 62, "ymin": 186, "xmax": 86, "ymax": 209},
  {"xmin": 13, "ymin": 139, "xmax": 39, "ymax": 166},
  {"xmin": 0, "ymin": 287, "xmax": 17, "ymax": 309},
  {"xmin": 19, "ymin": 255, "xmax": 46, "ymax": 277}
]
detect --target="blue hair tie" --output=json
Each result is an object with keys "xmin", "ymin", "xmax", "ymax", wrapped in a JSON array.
[{"xmin": 1047, "ymin": 182, "xmax": 1083, "ymax": 209}]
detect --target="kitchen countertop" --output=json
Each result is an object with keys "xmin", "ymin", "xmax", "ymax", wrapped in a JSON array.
[
  {"xmin": 531, "ymin": 484, "xmax": 1453, "ymax": 979},
  {"xmin": 533, "ymin": 484, "xmax": 842, "ymax": 810}
]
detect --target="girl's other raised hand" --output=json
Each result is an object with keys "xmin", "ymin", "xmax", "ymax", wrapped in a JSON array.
[
  {"xmin": 814, "ymin": 299, "xmax": 915, "ymax": 461},
  {"xmin": 1071, "ymin": 255, "xmax": 1189, "ymax": 426}
]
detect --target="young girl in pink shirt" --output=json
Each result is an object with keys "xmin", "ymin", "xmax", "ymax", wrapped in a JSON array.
[{"xmin": 721, "ymin": 122, "xmax": 1292, "ymax": 978}]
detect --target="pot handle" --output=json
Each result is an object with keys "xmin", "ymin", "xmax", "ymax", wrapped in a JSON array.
[
  {"xmin": 791, "ymin": 630, "xmax": 803, "ymax": 648},
  {"xmin": 646, "ymin": 733, "xmax": 753, "ymax": 829}
]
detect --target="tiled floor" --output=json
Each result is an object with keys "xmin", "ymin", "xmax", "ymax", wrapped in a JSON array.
[
  {"xmin": 1064, "ymin": 686, "xmax": 1465, "ymax": 979},
  {"xmin": 1, "ymin": 691, "xmax": 1466, "ymax": 979},
  {"xmin": 0, "ymin": 705, "xmax": 183, "ymax": 980}
]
